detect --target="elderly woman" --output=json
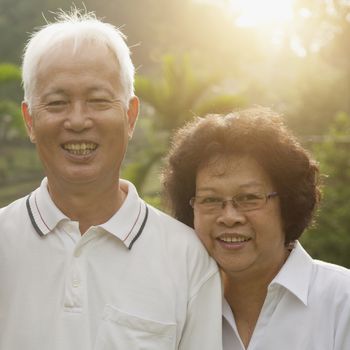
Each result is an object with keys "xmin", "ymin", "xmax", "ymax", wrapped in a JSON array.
[{"xmin": 162, "ymin": 107, "xmax": 350, "ymax": 350}]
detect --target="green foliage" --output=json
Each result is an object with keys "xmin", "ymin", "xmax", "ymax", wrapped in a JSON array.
[
  {"xmin": 122, "ymin": 151, "xmax": 163, "ymax": 191},
  {"xmin": 301, "ymin": 112, "xmax": 350, "ymax": 267},
  {"xmin": 0, "ymin": 141, "xmax": 43, "ymax": 206},
  {"xmin": 194, "ymin": 94, "xmax": 246, "ymax": 117},
  {"xmin": 0, "ymin": 63, "xmax": 21, "ymax": 82},
  {"xmin": 127, "ymin": 54, "xmax": 245, "ymax": 193},
  {"xmin": 0, "ymin": 61, "xmax": 41, "ymax": 206},
  {"xmin": 0, "ymin": 62, "xmax": 25, "ymax": 139},
  {"xmin": 0, "ymin": 100, "xmax": 25, "ymax": 138},
  {"xmin": 135, "ymin": 55, "xmax": 244, "ymax": 131}
]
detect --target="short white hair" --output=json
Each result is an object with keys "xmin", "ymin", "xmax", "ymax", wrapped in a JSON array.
[{"xmin": 22, "ymin": 8, "xmax": 135, "ymax": 110}]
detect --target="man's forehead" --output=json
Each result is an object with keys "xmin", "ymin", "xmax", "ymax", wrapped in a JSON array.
[
  {"xmin": 41, "ymin": 85, "xmax": 115, "ymax": 96},
  {"xmin": 33, "ymin": 42, "xmax": 121, "ymax": 94}
]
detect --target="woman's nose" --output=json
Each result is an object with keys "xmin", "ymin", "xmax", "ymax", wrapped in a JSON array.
[{"xmin": 216, "ymin": 201, "xmax": 247, "ymax": 226}]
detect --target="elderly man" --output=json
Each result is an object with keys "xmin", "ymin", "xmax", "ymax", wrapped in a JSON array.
[{"xmin": 0, "ymin": 9, "xmax": 222, "ymax": 350}]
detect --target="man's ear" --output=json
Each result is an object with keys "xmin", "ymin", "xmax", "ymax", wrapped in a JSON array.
[
  {"xmin": 127, "ymin": 96, "xmax": 139, "ymax": 140},
  {"xmin": 21, "ymin": 102, "xmax": 36, "ymax": 143}
]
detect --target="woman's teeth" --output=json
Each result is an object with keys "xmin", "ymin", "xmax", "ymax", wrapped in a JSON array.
[{"xmin": 219, "ymin": 235, "xmax": 250, "ymax": 243}]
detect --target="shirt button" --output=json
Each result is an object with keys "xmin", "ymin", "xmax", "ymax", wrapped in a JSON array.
[{"xmin": 72, "ymin": 279, "xmax": 80, "ymax": 288}]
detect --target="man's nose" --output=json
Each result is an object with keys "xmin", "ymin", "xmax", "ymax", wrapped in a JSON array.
[
  {"xmin": 216, "ymin": 200, "xmax": 246, "ymax": 226},
  {"xmin": 63, "ymin": 101, "xmax": 92, "ymax": 131}
]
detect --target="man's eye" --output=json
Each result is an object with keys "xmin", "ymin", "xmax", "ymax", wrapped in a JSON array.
[
  {"xmin": 48, "ymin": 100, "xmax": 67, "ymax": 106},
  {"xmin": 87, "ymin": 99, "xmax": 112, "ymax": 109},
  {"xmin": 88, "ymin": 99, "xmax": 111, "ymax": 105},
  {"xmin": 89, "ymin": 99, "xmax": 108, "ymax": 103},
  {"xmin": 45, "ymin": 101, "xmax": 68, "ymax": 112}
]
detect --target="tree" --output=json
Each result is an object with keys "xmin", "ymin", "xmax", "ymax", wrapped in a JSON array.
[
  {"xmin": 123, "ymin": 54, "xmax": 245, "ymax": 198},
  {"xmin": 301, "ymin": 112, "xmax": 350, "ymax": 267},
  {"xmin": 0, "ymin": 63, "xmax": 25, "ymax": 139},
  {"xmin": 0, "ymin": 62, "xmax": 42, "ymax": 206}
]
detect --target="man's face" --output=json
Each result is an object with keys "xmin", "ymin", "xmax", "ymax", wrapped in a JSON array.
[
  {"xmin": 22, "ymin": 40, "xmax": 138, "ymax": 190},
  {"xmin": 193, "ymin": 155, "xmax": 288, "ymax": 280}
]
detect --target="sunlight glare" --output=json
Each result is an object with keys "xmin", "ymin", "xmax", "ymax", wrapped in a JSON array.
[
  {"xmin": 196, "ymin": 0, "xmax": 295, "ymax": 27},
  {"xmin": 231, "ymin": 0, "xmax": 294, "ymax": 27},
  {"xmin": 290, "ymin": 36, "xmax": 307, "ymax": 57},
  {"xmin": 196, "ymin": 0, "xmax": 308, "ymax": 57}
]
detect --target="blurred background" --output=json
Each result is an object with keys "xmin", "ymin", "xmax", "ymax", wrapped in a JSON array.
[{"xmin": 0, "ymin": 0, "xmax": 349, "ymax": 266}]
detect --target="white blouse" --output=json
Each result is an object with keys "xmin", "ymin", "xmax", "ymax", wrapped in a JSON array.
[{"xmin": 223, "ymin": 242, "xmax": 350, "ymax": 350}]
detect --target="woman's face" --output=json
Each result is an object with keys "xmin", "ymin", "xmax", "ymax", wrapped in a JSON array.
[{"xmin": 193, "ymin": 155, "xmax": 288, "ymax": 280}]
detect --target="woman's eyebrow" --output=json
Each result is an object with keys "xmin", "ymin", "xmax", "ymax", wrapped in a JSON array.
[{"xmin": 239, "ymin": 182, "xmax": 265, "ymax": 189}]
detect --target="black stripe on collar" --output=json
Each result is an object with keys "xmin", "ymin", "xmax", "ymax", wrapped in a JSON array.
[
  {"xmin": 128, "ymin": 204, "xmax": 149, "ymax": 250},
  {"xmin": 26, "ymin": 194, "xmax": 45, "ymax": 237}
]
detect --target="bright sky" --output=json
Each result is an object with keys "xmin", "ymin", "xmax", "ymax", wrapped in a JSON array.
[
  {"xmin": 195, "ymin": 0, "xmax": 312, "ymax": 57},
  {"xmin": 228, "ymin": 0, "xmax": 294, "ymax": 27},
  {"xmin": 196, "ymin": 0, "xmax": 295, "ymax": 26}
]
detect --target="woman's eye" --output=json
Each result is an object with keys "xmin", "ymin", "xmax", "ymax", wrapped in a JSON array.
[
  {"xmin": 236, "ymin": 193, "xmax": 262, "ymax": 202},
  {"xmin": 201, "ymin": 197, "xmax": 222, "ymax": 204}
]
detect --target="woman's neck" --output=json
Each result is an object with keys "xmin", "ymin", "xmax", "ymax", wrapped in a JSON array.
[{"xmin": 222, "ymin": 248, "xmax": 290, "ymax": 348}]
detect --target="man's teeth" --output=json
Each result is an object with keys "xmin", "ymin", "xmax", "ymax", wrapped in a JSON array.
[
  {"xmin": 63, "ymin": 143, "xmax": 97, "ymax": 155},
  {"xmin": 219, "ymin": 236, "xmax": 250, "ymax": 243}
]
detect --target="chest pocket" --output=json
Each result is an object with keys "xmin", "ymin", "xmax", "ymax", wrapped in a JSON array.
[{"xmin": 94, "ymin": 304, "xmax": 177, "ymax": 350}]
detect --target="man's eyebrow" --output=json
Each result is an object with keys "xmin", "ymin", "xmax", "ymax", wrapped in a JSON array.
[
  {"xmin": 86, "ymin": 86, "xmax": 114, "ymax": 95},
  {"xmin": 42, "ymin": 89, "xmax": 67, "ymax": 98},
  {"xmin": 40, "ymin": 87, "xmax": 115, "ymax": 100}
]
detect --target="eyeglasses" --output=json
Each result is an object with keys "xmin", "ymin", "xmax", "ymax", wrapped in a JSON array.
[{"xmin": 189, "ymin": 192, "xmax": 278, "ymax": 214}]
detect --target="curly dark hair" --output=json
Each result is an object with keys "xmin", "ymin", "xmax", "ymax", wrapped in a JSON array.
[{"xmin": 162, "ymin": 107, "xmax": 321, "ymax": 244}]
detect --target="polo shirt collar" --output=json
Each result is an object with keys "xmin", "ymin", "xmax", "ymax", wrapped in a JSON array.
[
  {"xmin": 99, "ymin": 179, "xmax": 148, "ymax": 249},
  {"xmin": 270, "ymin": 241, "xmax": 313, "ymax": 306},
  {"xmin": 26, "ymin": 178, "xmax": 148, "ymax": 250},
  {"xmin": 26, "ymin": 178, "xmax": 68, "ymax": 236}
]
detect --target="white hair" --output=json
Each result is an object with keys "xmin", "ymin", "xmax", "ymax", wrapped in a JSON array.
[{"xmin": 22, "ymin": 8, "xmax": 135, "ymax": 110}]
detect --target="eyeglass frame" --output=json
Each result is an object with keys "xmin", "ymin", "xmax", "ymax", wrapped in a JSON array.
[{"xmin": 189, "ymin": 191, "xmax": 278, "ymax": 213}]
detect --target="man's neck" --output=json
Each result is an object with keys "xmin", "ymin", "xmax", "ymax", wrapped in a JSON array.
[{"xmin": 47, "ymin": 179, "xmax": 127, "ymax": 235}]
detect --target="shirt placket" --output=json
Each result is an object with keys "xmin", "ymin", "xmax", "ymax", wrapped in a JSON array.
[
  {"xmin": 60, "ymin": 222, "xmax": 85, "ymax": 313},
  {"xmin": 248, "ymin": 284, "xmax": 282, "ymax": 349},
  {"xmin": 64, "ymin": 254, "xmax": 83, "ymax": 312}
]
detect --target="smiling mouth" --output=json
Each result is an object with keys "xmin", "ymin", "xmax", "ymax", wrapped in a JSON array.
[
  {"xmin": 62, "ymin": 142, "xmax": 98, "ymax": 156},
  {"xmin": 218, "ymin": 234, "xmax": 251, "ymax": 244}
]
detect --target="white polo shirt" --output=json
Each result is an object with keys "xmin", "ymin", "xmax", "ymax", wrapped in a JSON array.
[
  {"xmin": 223, "ymin": 242, "xmax": 350, "ymax": 350},
  {"xmin": 0, "ymin": 178, "xmax": 222, "ymax": 350}
]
